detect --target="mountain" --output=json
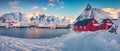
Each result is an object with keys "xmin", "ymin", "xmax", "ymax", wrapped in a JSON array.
[
  {"xmin": 24, "ymin": 11, "xmax": 43, "ymax": 19},
  {"xmin": 0, "ymin": 12, "xmax": 70, "ymax": 26},
  {"xmin": 30, "ymin": 15, "xmax": 70, "ymax": 26},
  {"xmin": 0, "ymin": 12, "xmax": 27, "ymax": 22},
  {"xmin": 75, "ymin": 4, "xmax": 113, "ymax": 22}
]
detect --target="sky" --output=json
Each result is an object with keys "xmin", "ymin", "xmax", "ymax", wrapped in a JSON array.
[{"xmin": 0, "ymin": 0, "xmax": 120, "ymax": 18}]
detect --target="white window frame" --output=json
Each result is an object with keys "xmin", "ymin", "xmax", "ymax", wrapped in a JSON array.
[
  {"xmin": 107, "ymin": 20, "xmax": 109, "ymax": 23},
  {"xmin": 75, "ymin": 26, "xmax": 77, "ymax": 28},
  {"xmin": 84, "ymin": 26, "xmax": 86, "ymax": 29},
  {"xmin": 92, "ymin": 20, "xmax": 94, "ymax": 23},
  {"xmin": 80, "ymin": 26, "xmax": 81, "ymax": 28}
]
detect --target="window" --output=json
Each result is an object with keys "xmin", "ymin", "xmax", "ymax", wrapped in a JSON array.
[
  {"xmin": 75, "ymin": 26, "xmax": 77, "ymax": 28},
  {"xmin": 107, "ymin": 20, "xmax": 109, "ymax": 23},
  {"xmin": 80, "ymin": 26, "xmax": 81, "ymax": 28},
  {"xmin": 92, "ymin": 20, "xmax": 94, "ymax": 23},
  {"xmin": 84, "ymin": 26, "xmax": 86, "ymax": 29}
]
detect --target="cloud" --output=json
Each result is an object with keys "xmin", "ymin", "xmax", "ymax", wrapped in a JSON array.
[
  {"xmin": 69, "ymin": 18, "xmax": 75, "ymax": 23},
  {"xmin": 102, "ymin": 8, "xmax": 120, "ymax": 19},
  {"xmin": 48, "ymin": 0, "xmax": 55, "ymax": 7},
  {"xmin": 48, "ymin": 0, "xmax": 64, "ymax": 8},
  {"xmin": 57, "ymin": 0, "xmax": 64, "ymax": 5},
  {"xmin": 10, "ymin": 6, "xmax": 23, "ymax": 10},
  {"xmin": 57, "ymin": 0, "xmax": 64, "ymax": 9},
  {"xmin": 42, "ymin": 7, "xmax": 48, "ymax": 11},
  {"xmin": 8, "ymin": 1, "xmax": 23, "ymax": 10},
  {"xmin": 25, "ymin": 11, "xmax": 43, "ymax": 19},
  {"xmin": 31, "ymin": 6, "xmax": 38, "ymax": 10},
  {"xmin": 49, "ymin": 0, "xmax": 55, "ymax": 3},
  {"xmin": 48, "ymin": 3, "xmax": 55, "ymax": 7},
  {"xmin": 60, "ymin": 6, "xmax": 64, "ymax": 9},
  {"xmin": 9, "ymin": 1, "xmax": 19, "ymax": 6},
  {"xmin": 0, "ymin": 14, "xmax": 2, "ymax": 17}
]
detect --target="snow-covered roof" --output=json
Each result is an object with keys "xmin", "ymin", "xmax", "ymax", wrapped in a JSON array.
[
  {"xmin": 93, "ymin": 24, "xmax": 99, "ymax": 26},
  {"xmin": 107, "ymin": 23, "xmax": 113, "ymax": 25}
]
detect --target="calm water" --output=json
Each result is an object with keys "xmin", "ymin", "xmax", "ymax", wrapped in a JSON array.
[{"xmin": 0, "ymin": 28, "xmax": 70, "ymax": 39}]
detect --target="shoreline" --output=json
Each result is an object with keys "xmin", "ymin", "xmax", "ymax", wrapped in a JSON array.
[{"xmin": 0, "ymin": 26, "xmax": 71, "ymax": 29}]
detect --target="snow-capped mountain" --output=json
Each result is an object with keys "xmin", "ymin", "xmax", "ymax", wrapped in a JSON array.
[
  {"xmin": 0, "ymin": 12, "xmax": 70, "ymax": 26},
  {"xmin": 76, "ymin": 4, "xmax": 113, "ymax": 22},
  {"xmin": 30, "ymin": 15, "xmax": 70, "ymax": 26},
  {"xmin": 0, "ymin": 12, "xmax": 27, "ymax": 22}
]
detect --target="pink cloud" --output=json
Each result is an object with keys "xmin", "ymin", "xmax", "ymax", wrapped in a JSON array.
[
  {"xmin": 48, "ymin": 3, "xmax": 55, "ymax": 7},
  {"xmin": 10, "ymin": 6, "xmax": 23, "ymax": 10},
  {"xmin": 49, "ymin": 0, "xmax": 55, "ymax": 3},
  {"xmin": 102, "ymin": 8, "xmax": 120, "ymax": 19},
  {"xmin": 9, "ymin": 1, "xmax": 19, "ymax": 6},
  {"xmin": 42, "ymin": 7, "xmax": 48, "ymax": 11},
  {"xmin": 0, "ymin": 14, "xmax": 2, "ymax": 17},
  {"xmin": 8, "ymin": 1, "xmax": 23, "ymax": 10},
  {"xmin": 31, "ymin": 6, "xmax": 38, "ymax": 10}
]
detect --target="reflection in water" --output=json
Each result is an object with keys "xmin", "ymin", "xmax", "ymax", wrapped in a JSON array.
[
  {"xmin": 25, "ymin": 28, "xmax": 43, "ymax": 39},
  {"xmin": 0, "ymin": 28, "xmax": 70, "ymax": 39}
]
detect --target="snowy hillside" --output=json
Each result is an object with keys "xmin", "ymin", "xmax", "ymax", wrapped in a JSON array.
[
  {"xmin": 76, "ymin": 4, "xmax": 113, "ymax": 22},
  {"xmin": 0, "ymin": 30, "xmax": 120, "ymax": 51}
]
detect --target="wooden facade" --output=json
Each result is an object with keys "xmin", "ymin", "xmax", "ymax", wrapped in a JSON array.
[
  {"xmin": 74, "ymin": 18, "xmax": 99, "ymax": 31},
  {"xmin": 100, "ymin": 18, "xmax": 113, "ymax": 30},
  {"xmin": 74, "ymin": 18, "xmax": 113, "ymax": 31}
]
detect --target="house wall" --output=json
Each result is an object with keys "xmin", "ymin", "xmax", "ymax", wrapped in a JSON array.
[
  {"xmin": 74, "ymin": 26, "xmax": 87, "ymax": 31},
  {"xmin": 101, "ymin": 19, "xmax": 113, "ymax": 30},
  {"xmin": 87, "ymin": 22, "xmax": 99, "ymax": 31},
  {"xmin": 73, "ymin": 19, "xmax": 114, "ymax": 31},
  {"xmin": 101, "ymin": 23, "xmax": 112, "ymax": 30},
  {"xmin": 87, "ymin": 19, "xmax": 100, "ymax": 31}
]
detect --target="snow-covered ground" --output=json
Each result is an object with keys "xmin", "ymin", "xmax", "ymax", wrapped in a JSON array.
[{"xmin": 0, "ymin": 30, "xmax": 120, "ymax": 51}]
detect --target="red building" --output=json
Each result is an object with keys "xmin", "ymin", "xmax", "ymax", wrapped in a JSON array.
[
  {"xmin": 74, "ymin": 18, "xmax": 100, "ymax": 31},
  {"xmin": 100, "ymin": 18, "xmax": 113, "ymax": 30}
]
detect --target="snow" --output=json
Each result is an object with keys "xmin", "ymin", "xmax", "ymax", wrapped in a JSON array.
[
  {"xmin": 110, "ymin": 14, "xmax": 120, "ymax": 34},
  {"xmin": 2, "ymin": 12, "xmax": 27, "ymax": 22},
  {"xmin": 0, "ymin": 30, "xmax": 120, "ymax": 51},
  {"xmin": 75, "ymin": 4, "xmax": 113, "ymax": 23},
  {"xmin": 93, "ymin": 24, "xmax": 99, "ymax": 26},
  {"xmin": 30, "ymin": 15, "xmax": 70, "ymax": 26},
  {"xmin": 107, "ymin": 23, "xmax": 113, "ymax": 25},
  {"xmin": 0, "ymin": 12, "xmax": 70, "ymax": 27}
]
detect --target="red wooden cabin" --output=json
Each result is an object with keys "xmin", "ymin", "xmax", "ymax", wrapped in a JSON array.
[
  {"xmin": 100, "ymin": 18, "xmax": 113, "ymax": 30},
  {"xmin": 74, "ymin": 18, "xmax": 100, "ymax": 31}
]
